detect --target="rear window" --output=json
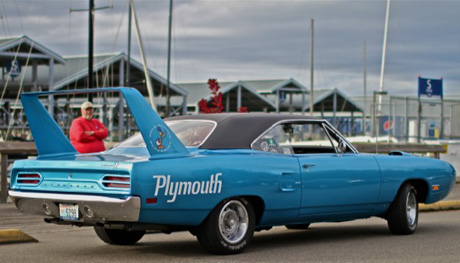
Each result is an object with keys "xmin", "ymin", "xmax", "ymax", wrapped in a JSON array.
[{"xmin": 112, "ymin": 120, "xmax": 216, "ymax": 148}]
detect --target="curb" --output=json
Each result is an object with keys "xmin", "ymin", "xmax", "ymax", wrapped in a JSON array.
[
  {"xmin": 0, "ymin": 229, "xmax": 38, "ymax": 245},
  {"xmin": 420, "ymin": 200, "xmax": 460, "ymax": 212}
]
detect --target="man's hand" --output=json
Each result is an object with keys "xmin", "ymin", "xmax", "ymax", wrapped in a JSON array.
[{"xmin": 85, "ymin": 131, "xmax": 95, "ymax": 136}]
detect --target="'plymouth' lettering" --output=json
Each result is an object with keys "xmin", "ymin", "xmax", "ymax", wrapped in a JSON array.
[{"xmin": 153, "ymin": 173, "xmax": 222, "ymax": 203}]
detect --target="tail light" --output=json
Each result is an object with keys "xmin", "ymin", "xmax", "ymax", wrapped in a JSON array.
[
  {"xmin": 102, "ymin": 175, "xmax": 130, "ymax": 189},
  {"xmin": 17, "ymin": 173, "xmax": 42, "ymax": 185}
]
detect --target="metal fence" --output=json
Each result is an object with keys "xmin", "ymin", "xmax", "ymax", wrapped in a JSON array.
[
  {"xmin": 0, "ymin": 96, "xmax": 459, "ymax": 143},
  {"xmin": 369, "ymin": 97, "xmax": 460, "ymax": 142}
]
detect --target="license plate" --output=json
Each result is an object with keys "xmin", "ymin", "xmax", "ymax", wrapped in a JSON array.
[{"xmin": 59, "ymin": 203, "xmax": 79, "ymax": 221}]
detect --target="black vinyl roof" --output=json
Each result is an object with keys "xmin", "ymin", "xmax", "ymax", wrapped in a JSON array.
[{"xmin": 166, "ymin": 113, "xmax": 323, "ymax": 149}]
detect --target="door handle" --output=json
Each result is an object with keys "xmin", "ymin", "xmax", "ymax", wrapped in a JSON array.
[{"xmin": 303, "ymin": 163, "xmax": 316, "ymax": 172}]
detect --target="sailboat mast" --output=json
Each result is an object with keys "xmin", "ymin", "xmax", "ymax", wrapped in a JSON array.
[
  {"xmin": 166, "ymin": 0, "xmax": 173, "ymax": 117},
  {"xmin": 130, "ymin": 0, "xmax": 157, "ymax": 111},
  {"xmin": 378, "ymin": 0, "xmax": 391, "ymax": 111}
]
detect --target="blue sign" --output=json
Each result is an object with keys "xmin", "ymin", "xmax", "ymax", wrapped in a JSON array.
[
  {"xmin": 6, "ymin": 59, "xmax": 22, "ymax": 79},
  {"xmin": 418, "ymin": 77, "xmax": 442, "ymax": 99},
  {"xmin": 279, "ymin": 91, "xmax": 286, "ymax": 103}
]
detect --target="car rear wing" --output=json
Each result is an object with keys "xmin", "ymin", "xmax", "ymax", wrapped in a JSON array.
[{"xmin": 21, "ymin": 87, "xmax": 190, "ymax": 159}]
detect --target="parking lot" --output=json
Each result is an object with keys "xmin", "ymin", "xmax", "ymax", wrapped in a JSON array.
[{"xmin": 0, "ymin": 210, "xmax": 460, "ymax": 263}]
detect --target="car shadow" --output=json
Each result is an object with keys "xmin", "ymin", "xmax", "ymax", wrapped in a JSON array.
[
  {"xmin": 250, "ymin": 224, "xmax": 390, "ymax": 251},
  {"xmin": 78, "ymin": 221, "xmax": 442, "ymax": 258},
  {"xmin": 128, "ymin": 223, "xmax": 392, "ymax": 257}
]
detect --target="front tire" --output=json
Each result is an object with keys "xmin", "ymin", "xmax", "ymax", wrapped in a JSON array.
[
  {"xmin": 94, "ymin": 226, "xmax": 145, "ymax": 245},
  {"xmin": 196, "ymin": 198, "xmax": 255, "ymax": 255},
  {"xmin": 386, "ymin": 183, "xmax": 418, "ymax": 235}
]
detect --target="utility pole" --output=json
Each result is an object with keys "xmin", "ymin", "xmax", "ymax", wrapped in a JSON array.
[
  {"xmin": 126, "ymin": 3, "xmax": 132, "ymax": 88},
  {"xmin": 310, "ymin": 19, "xmax": 314, "ymax": 117},
  {"xmin": 118, "ymin": 3, "xmax": 132, "ymax": 142},
  {"xmin": 89, "ymin": 0, "xmax": 94, "ymax": 94},
  {"xmin": 363, "ymin": 41, "xmax": 367, "ymax": 135},
  {"xmin": 166, "ymin": 0, "xmax": 173, "ymax": 117},
  {"xmin": 70, "ymin": 0, "xmax": 112, "ymax": 102}
]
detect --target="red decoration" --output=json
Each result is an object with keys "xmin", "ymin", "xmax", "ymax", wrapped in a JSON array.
[
  {"xmin": 198, "ymin": 79, "xmax": 249, "ymax": 113},
  {"xmin": 238, "ymin": 107, "xmax": 248, "ymax": 113},
  {"xmin": 199, "ymin": 79, "xmax": 224, "ymax": 114}
]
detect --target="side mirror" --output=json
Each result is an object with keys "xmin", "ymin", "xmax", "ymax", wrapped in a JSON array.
[{"xmin": 337, "ymin": 139, "xmax": 347, "ymax": 155}]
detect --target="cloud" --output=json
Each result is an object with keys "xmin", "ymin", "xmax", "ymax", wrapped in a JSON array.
[{"xmin": 1, "ymin": 0, "xmax": 460, "ymax": 97}]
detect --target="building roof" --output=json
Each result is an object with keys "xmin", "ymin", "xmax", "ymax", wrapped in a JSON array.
[
  {"xmin": 53, "ymin": 53, "xmax": 188, "ymax": 96},
  {"xmin": 0, "ymin": 35, "xmax": 65, "ymax": 65},
  {"xmin": 176, "ymin": 79, "xmax": 366, "ymax": 113},
  {"xmin": 304, "ymin": 88, "xmax": 364, "ymax": 113},
  {"xmin": 176, "ymin": 80, "xmax": 276, "ymax": 111},
  {"xmin": 243, "ymin": 78, "xmax": 308, "ymax": 94},
  {"xmin": 251, "ymin": 88, "xmax": 363, "ymax": 113},
  {"xmin": 219, "ymin": 81, "xmax": 276, "ymax": 111}
]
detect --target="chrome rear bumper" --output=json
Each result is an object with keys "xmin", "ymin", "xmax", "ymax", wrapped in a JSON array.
[{"xmin": 9, "ymin": 190, "xmax": 141, "ymax": 222}]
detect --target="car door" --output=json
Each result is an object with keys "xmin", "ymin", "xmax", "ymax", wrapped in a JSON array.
[
  {"xmin": 289, "ymin": 122, "xmax": 381, "ymax": 221},
  {"xmin": 297, "ymin": 153, "xmax": 381, "ymax": 220}
]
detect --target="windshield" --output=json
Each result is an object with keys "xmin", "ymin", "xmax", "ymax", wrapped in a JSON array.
[{"xmin": 113, "ymin": 120, "xmax": 216, "ymax": 148}]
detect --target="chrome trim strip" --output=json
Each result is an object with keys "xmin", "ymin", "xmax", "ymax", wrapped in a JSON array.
[
  {"xmin": 323, "ymin": 120, "xmax": 359, "ymax": 153},
  {"xmin": 320, "ymin": 122, "xmax": 339, "ymax": 154},
  {"xmin": 9, "ymin": 190, "xmax": 131, "ymax": 203}
]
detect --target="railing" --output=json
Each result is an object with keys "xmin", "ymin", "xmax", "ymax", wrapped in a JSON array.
[{"xmin": 0, "ymin": 142, "xmax": 37, "ymax": 203}]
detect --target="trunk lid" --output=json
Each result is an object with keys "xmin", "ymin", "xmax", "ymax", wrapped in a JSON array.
[{"xmin": 10, "ymin": 155, "xmax": 136, "ymax": 198}]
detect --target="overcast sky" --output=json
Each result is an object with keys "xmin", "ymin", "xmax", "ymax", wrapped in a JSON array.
[{"xmin": 1, "ymin": 0, "xmax": 459, "ymax": 96}]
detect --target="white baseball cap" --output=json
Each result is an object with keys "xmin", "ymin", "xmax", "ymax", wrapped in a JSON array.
[{"xmin": 81, "ymin": 101, "xmax": 93, "ymax": 110}]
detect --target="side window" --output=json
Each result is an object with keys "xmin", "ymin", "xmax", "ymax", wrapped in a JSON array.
[
  {"xmin": 252, "ymin": 125, "xmax": 294, "ymax": 154},
  {"xmin": 252, "ymin": 122, "xmax": 340, "ymax": 155}
]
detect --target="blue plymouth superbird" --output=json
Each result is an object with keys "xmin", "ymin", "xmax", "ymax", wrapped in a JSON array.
[{"xmin": 9, "ymin": 88, "xmax": 456, "ymax": 254}]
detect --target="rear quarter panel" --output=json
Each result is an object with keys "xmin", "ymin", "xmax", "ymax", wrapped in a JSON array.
[
  {"xmin": 374, "ymin": 154, "xmax": 455, "ymax": 208},
  {"xmin": 131, "ymin": 150, "xmax": 301, "ymax": 226}
]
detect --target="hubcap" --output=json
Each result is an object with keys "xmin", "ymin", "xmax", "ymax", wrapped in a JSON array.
[
  {"xmin": 218, "ymin": 200, "xmax": 248, "ymax": 244},
  {"xmin": 406, "ymin": 191, "xmax": 417, "ymax": 226}
]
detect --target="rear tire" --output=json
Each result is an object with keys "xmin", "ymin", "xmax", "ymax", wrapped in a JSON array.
[
  {"xmin": 94, "ymin": 226, "xmax": 145, "ymax": 245},
  {"xmin": 386, "ymin": 183, "xmax": 418, "ymax": 235},
  {"xmin": 196, "ymin": 198, "xmax": 255, "ymax": 255}
]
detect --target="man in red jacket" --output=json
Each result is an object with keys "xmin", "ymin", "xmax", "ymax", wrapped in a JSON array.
[{"xmin": 69, "ymin": 101, "xmax": 108, "ymax": 153}]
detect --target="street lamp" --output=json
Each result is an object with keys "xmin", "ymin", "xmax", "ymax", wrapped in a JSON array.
[{"xmin": 372, "ymin": 90, "xmax": 388, "ymax": 137}]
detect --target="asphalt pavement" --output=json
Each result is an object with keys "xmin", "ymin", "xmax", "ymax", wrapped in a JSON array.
[
  {"xmin": 1, "ymin": 181, "xmax": 460, "ymax": 244},
  {"xmin": 2, "ymin": 211, "xmax": 460, "ymax": 263},
  {"xmin": 444, "ymin": 179, "xmax": 460, "ymax": 201}
]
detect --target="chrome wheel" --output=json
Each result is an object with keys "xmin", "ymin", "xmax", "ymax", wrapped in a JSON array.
[
  {"xmin": 406, "ymin": 191, "xmax": 417, "ymax": 227},
  {"xmin": 196, "ymin": 197, "xmax": 255, "ymax": 254},
  {"xmin": 218, "ymin": 200, "xmax": 249, "ymax": 244}
]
